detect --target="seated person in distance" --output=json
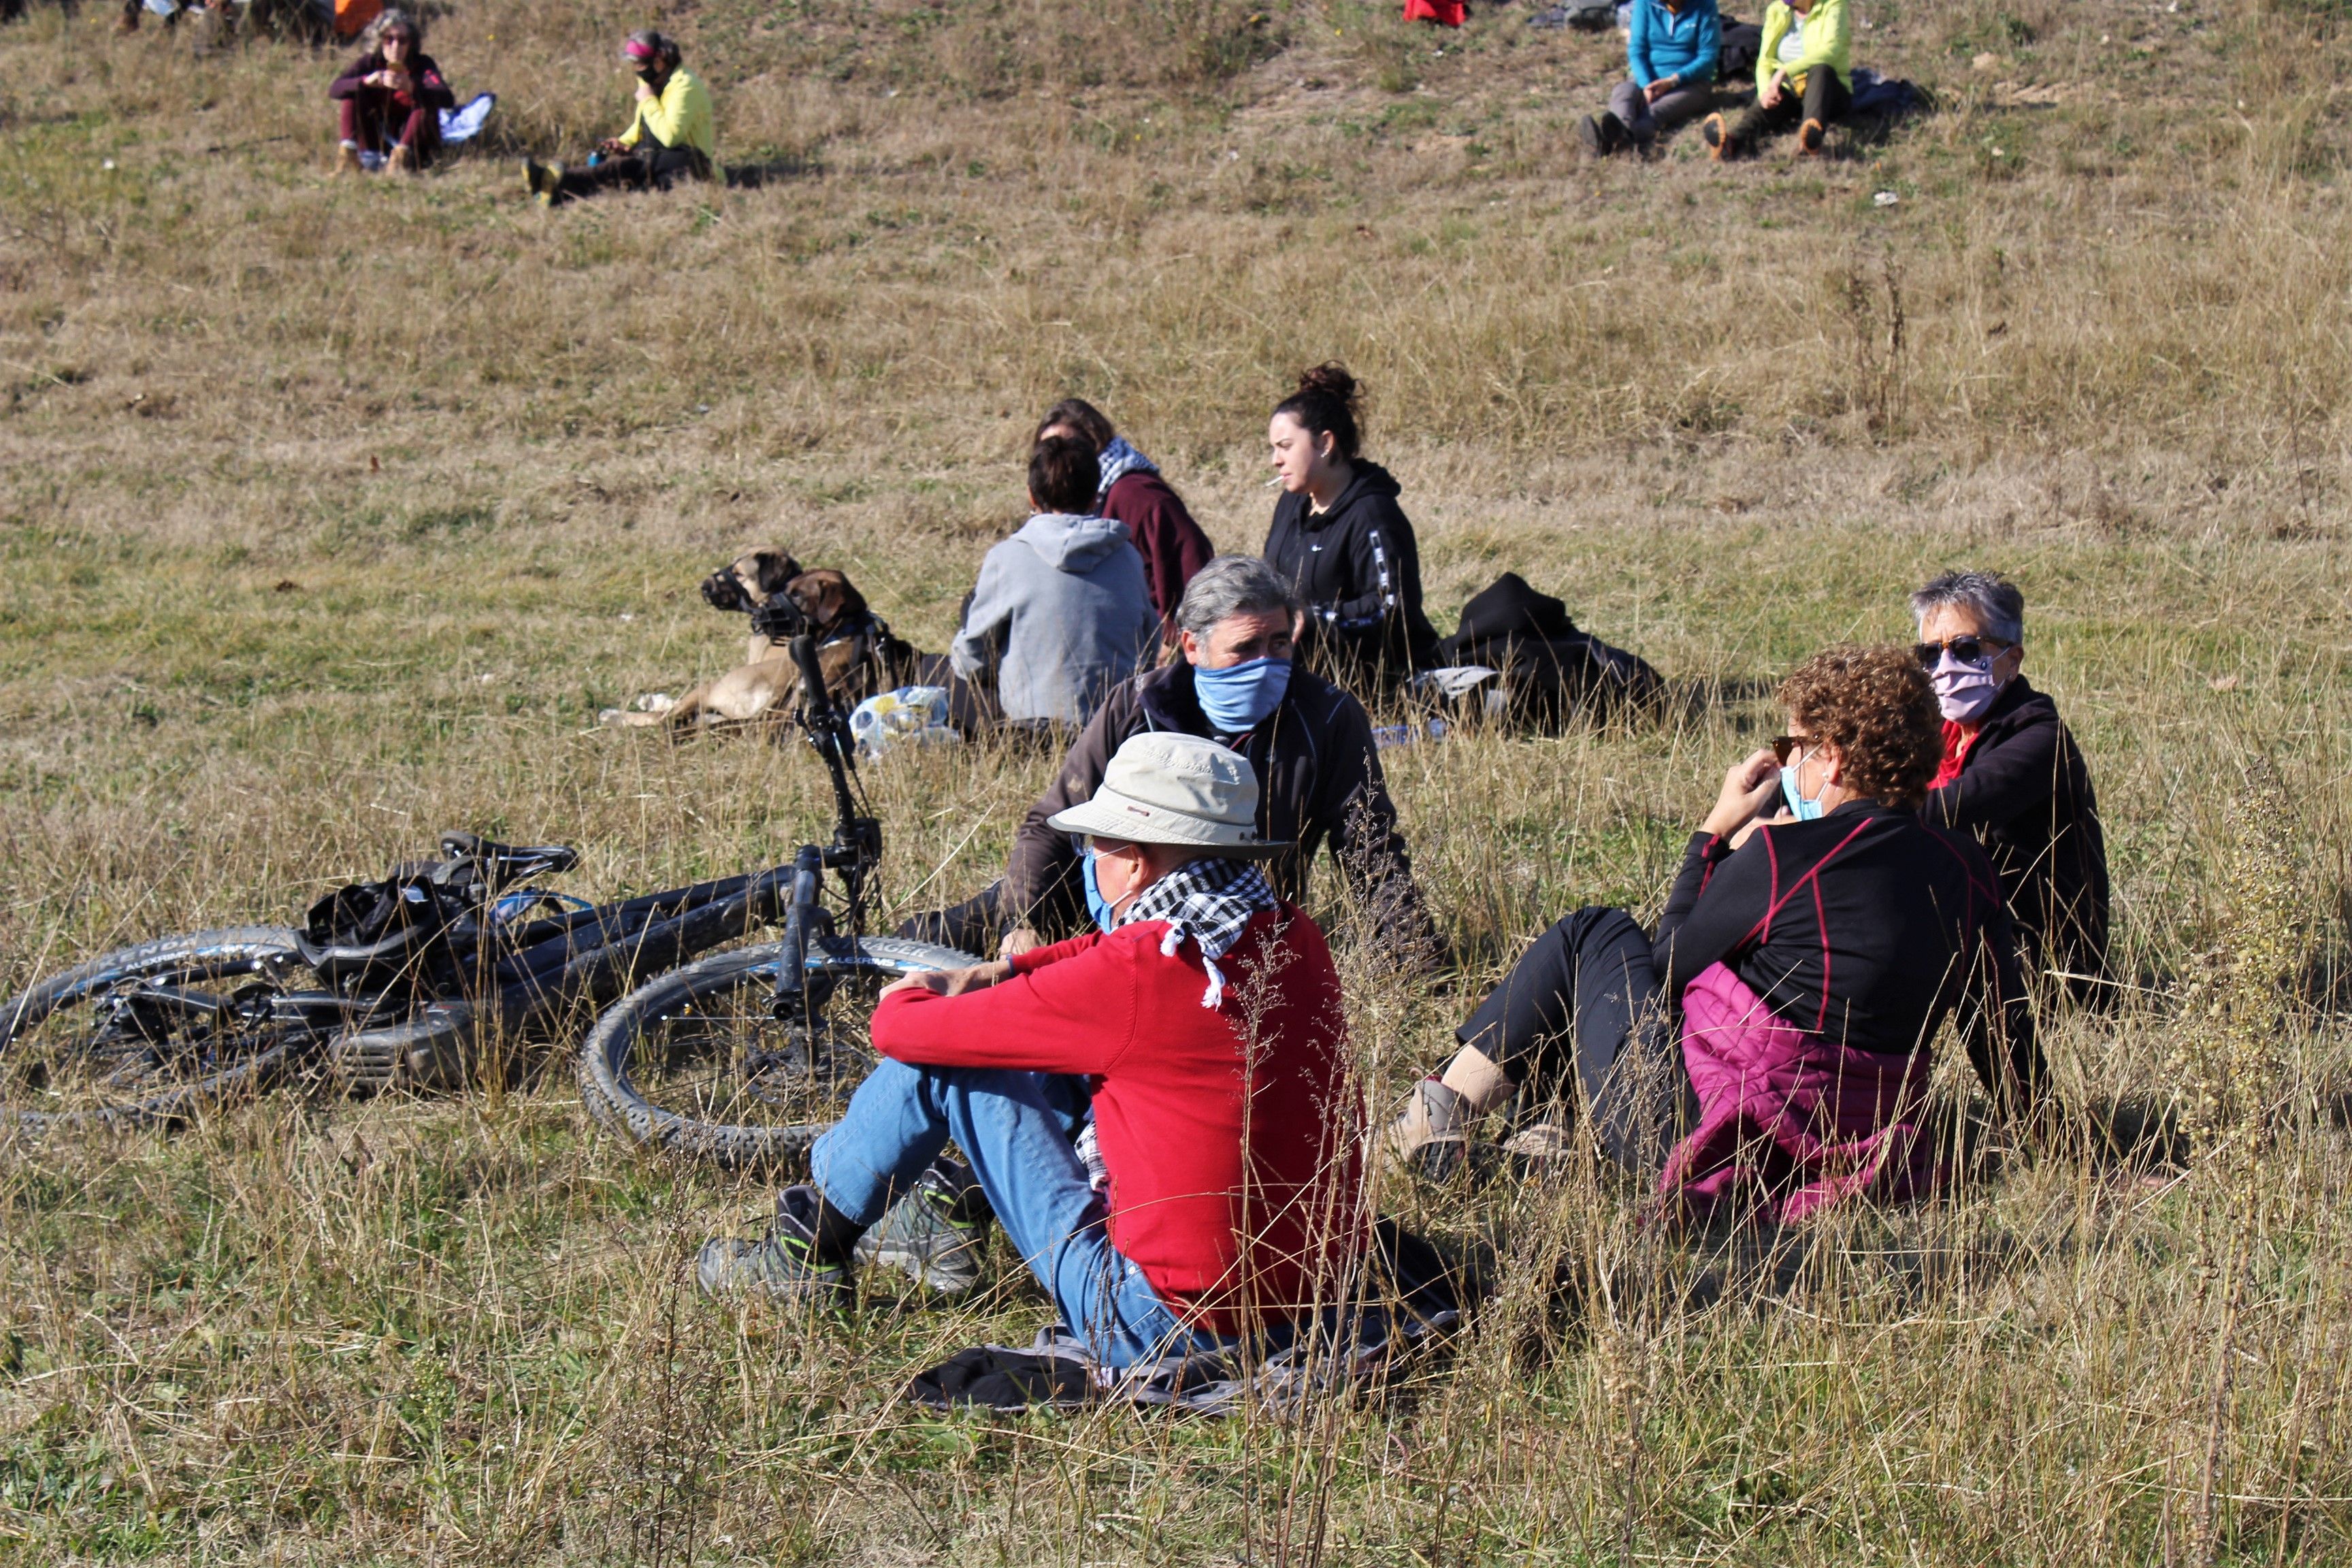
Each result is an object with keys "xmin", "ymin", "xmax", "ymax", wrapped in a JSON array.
[
  {"xmin": 1702, "ymin": 0, "xmax": 1848, "ymax": 160},
  {"xmin": 1034, "ymin": 398, "xmax": 1215, "ymax": 642},
  {"xmin": 523, "ymin": 31, "xmax": 715, "ymax": 206},
  {"xmin": 1390, "ymin": 645, "xmax": 2046, "ymax": 1220},
  {"xmin": 1580, "ymin": 0, "xmax": 1721, "ymax": 159},
  {"xmin": 699, "ymin": 733, "xmax": 1367, "ymax": 1372},
  {"xmin": 951, "ymin": 434, "xmax": 1158, "ymax": 729},
  {"xmin": 905, "ymin": 555, "xmax": 1447, "ymax": 971},
  {"xmin": 1913, "ymin": 570, "xmax": 2110, "ymax": 1001},
  {"xmin": 329, "ymin": 10, "xmax": 454, "ymax": 176}
]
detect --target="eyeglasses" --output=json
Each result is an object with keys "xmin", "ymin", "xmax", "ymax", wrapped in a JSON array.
[
  {"xmin": 1913, "ymin": 635, "xmax": 2009, "ymax": 670},
  {"xmin": 1771, "ymin": 734, "xmax": 1812, "ymax": 764}
]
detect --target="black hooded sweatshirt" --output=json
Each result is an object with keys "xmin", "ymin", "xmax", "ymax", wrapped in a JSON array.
[{"xmin": 1264, "ymin": 461, "xmax": 1440, "ymax": 693}]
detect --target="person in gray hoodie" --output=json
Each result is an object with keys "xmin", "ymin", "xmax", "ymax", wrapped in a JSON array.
[{"xmin": 953, "ymin": 436, "xmax": 1160, "ymax": 727}]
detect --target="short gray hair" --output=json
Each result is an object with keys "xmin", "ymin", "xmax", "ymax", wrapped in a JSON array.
[
  {"xmin": 1176, "ymin": 555, "xmax": 1300, "ymax": 640},
  {"xmin": 1911, "ymin": 570, "xmax": 2025, "ymax": 644}
]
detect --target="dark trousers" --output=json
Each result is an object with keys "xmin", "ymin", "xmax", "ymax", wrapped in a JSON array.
[
  {"xmin": 1455, "ymin": 906, "xmax": 1695, "ymax": 1177},
  {"xmin": 339, "ymin": 94, "xmax": 441, "ymax": 164},
  {"xmin": 1730, "ymin": 66, "xmax": 1850, "ymax": 148},
  {"xmin": 555, "ymin": 143, "xmax": 710, "ymax": 201}
]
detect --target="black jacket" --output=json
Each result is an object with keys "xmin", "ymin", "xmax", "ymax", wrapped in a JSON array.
[
  {"xmin": 1657, "ymin": 802, "xmax": 2043, "ymax": 1107},
  {"xmin": 1004, "ymin": 660, "xmax": 1445, "ymax": 966},
  {"xmin": 1264, "ymin": 462, "xmax": 1440, "ymax": 692},
  {"xmin": 1923, "ymin": 677, "xmax": 2110, "ymax": 992}
]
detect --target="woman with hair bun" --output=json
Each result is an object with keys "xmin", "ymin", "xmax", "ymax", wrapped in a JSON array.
[
  {"xmin": 1388, "ymin": 644, "xmax": 2047, "ymax": 1220},
  {"xmin": 1262, "ymin": 364, "xmax": 1439, "ymax": 695}
]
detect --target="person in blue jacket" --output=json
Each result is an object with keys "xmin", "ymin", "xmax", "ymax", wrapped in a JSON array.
[{"xmin": 1579, "ymin": 0, "xmax": 1721, "ymax": 158}]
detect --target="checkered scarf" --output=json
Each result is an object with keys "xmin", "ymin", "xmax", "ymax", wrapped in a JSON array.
[
  {"xmin": 1095, "ymin": 436, "xmax": 1159, "ymax": 501},
  {"xmin": 1117, "ymin": 854, "xmax": 1279, "ymax": 1009}
]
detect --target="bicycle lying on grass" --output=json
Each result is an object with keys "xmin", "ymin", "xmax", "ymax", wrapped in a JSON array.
[
  {"xmin": 1, "ymin": 636, "xmax": 975, "ymax": 1139},
  {"xmin": 576, "ymin": 635, "xmax": 979, "ymax": 1166}
]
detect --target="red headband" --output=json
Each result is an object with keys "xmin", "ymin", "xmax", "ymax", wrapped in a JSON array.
[{"xmin": 622, "ymin": 39, "xmax": 659, "ymax": 61}]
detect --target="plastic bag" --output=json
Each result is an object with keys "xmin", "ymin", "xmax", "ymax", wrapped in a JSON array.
[{"xmin": 848, "ymin": 685, "xmax": 957, "ymax": 761}]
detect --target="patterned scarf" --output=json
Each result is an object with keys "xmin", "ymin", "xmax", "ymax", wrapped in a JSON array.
[
  {"xmin": 1095, "ymin": 436, "xmax": 1159, "ymax": 501},
  {"xmin": 1117, "ymin": 854, "xmax": 1279, "ymax": 1009}
]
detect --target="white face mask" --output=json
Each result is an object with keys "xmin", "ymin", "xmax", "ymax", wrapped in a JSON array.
[{"xmin": 1929, "ymin": 649, "xmax": 2004, "ymax": 723}]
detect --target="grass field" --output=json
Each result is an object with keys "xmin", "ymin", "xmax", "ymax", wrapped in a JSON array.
[{"xmin": 5, "ymin": 0, "xmax": 2352, "ymax": 1558}]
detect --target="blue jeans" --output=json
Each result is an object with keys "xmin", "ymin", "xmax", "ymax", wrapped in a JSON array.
[{"xmin": 810, "ymin": 1059, "xmax": 1232, "ymax": 1370}]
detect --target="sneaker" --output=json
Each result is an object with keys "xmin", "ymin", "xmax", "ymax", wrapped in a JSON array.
[
  {"xmin": 854, "ymin": 1162, "xmax": 989, "ymax": 1294},
  {"xmin": 696, "ymin": 1186, "xmax": 851, "ymax": 1301},
  {"xmin": 1795, "ymin": 116, "xmax": 1825, "ymax": 157},
  {"xmin": 522, "ymin": 158, "xmax": 561, "ymax": 206},
  {"xmin": 1701, "ymin": 112, "xmax": 1730, "ymax": 161}
]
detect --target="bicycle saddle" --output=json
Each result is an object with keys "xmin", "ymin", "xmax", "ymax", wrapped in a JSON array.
[{"xmin": 440, "ymin": 832, "xmax": 582, "ymax": 880}]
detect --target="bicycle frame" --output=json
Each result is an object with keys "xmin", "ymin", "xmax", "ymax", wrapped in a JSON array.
[{"xmin": 769, "ymin": 634, "xmax": 884, "ymax": 1030}]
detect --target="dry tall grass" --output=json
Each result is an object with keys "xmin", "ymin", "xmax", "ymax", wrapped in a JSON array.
[{"xmin": 4, "ymin": 0, "xmax": 2352, "ymax": 1558}]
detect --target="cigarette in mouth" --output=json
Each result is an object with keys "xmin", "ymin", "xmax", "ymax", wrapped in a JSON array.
[{"xmin": 1262, "ymin": 477, "xmax": 1282, "ymax": 487}]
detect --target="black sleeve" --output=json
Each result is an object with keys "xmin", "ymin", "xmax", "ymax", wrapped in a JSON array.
[
  {"xmin": 1955, "ymin": 896, "xmax": 2047, "ymax": 1119},
  {"xmin": 1318, "ymin": 699, "xmax": 1448, "ymax": 967},
  {"xmin": 1925, "ymin": 713, "xmax": 2059, "ymax": 835},
  {"xmin": 1652, "ymin": 832, "xmax": 1765, "ymax": 992},
  {"xmin": 1327, "ymin": 502, "xmax": 1420, "ymax": 630}
]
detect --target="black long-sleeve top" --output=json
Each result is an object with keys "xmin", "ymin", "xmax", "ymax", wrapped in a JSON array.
[
  {"xmin": 1654, "ymin": 800, "xmax": 2044, "ymax": 1107},
  {"xmin": 1263, "ymin": 461, "xmax": 1440, "ymax": 691}
]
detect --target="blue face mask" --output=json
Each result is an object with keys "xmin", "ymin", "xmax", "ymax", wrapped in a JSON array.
[
  {"xmin": 1192, "ymin": 657, "xmax": 1292, "ymax": 734},
  {"xmin": 1780, "ymin": 762, "xmax": 1828, "ymax": 821},
  {"xmin": 1082, "ymin": 849, "xmax": 1118, "ymax": 932}
]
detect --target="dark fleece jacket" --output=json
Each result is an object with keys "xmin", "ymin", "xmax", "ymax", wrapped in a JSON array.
[
  {"xmin": 1004, "ymin": 659, "xmax": 1446, "ymax": 968},
  {"xmin": 1923, "ymin": 676, "xmax": 2111, "ymax": 993},
  {"xmin": 1263, "ymin": 461, "xmax": 1440, "ymax": 691}
]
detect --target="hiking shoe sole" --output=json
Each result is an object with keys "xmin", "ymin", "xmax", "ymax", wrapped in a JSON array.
[
  {"xmin": 1796, "ymin": 117, "xmax": 1825, "ymax": 157},
  {"xmin": 1701, "ymin": 113, "xmax": 1729, "ymax": 161}
]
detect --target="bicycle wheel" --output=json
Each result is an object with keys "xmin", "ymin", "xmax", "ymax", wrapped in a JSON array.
[
  {"xmin": 0, "ymin": 928, "xmax": 325, "ymax": 1135},
  {"xmin": 578, "ymin": 934, "xmax": 979, "ymax": 1166}
]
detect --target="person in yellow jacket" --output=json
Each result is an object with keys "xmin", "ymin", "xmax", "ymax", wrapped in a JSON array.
[
  {"xmin": 1701, "ymin": 0, "xmax": 1849, "ymax": 160},
  {"xmin": 523, "ymin": 31, "xmax": 717, "ymax": 206}
]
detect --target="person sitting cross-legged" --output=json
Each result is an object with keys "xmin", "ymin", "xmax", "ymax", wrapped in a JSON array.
[
  {"xmin": 1388, "ymin": 644, "xmax": 2048, "ymax": 1220},
  {"xmin": 1580, "ymin": 0, "xmax": 1721, "ymax": 159},
  {"xmin": 523, "ymin": 31, "xmax": 715, "ymax": 206},
  {"xmin": 699, "ymin": 733, "xmax": 1367, "ymax": 1370},
  {"xmin": 1701, "ymin": 0, "xmax": 1849, "ymax": 161}
]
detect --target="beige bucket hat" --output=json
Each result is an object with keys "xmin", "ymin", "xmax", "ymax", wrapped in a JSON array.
[{"xmin": 1045, "ymin": 732, "xmax": 1290, "ymax": 858}]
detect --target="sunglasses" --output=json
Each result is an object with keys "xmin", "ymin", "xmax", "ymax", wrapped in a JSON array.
[
  {"xmin": 1771, "ymin": 734, "xmax": 1812, "ymax": 764},
  {"xmin": 1913, "ymin": 635, "xmax": 2009, "ymax": 670}
]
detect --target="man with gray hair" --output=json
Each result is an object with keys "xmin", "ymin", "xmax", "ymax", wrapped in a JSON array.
[
  {"xmin": 903, "ymin": 555, "xmax": 1446, "ymax": 969},
  {"xmin": 1911, "ymin": 569, "xmax": 2110, "ymax": 998}
]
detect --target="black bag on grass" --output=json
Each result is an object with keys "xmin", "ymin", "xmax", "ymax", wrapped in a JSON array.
[{"xmin": 1431, "ymin": 573, "xmax": 1666, "ymax": 728}]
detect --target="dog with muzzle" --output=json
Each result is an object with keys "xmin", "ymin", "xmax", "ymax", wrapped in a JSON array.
[{"xmin": 607, "ymin": 550, "xmax": 918, "ymax": 734}]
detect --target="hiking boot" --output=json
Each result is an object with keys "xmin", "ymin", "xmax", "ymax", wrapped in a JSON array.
[
  {"xmin": 1795, "ymin": 117, "xmax": 1826, "ymax": 157},
  {"xmin": 522, "ymin": 158, "xmax": 561, "ymax": 206},
  {"xmin": 1701, "ymin": 112, "xmax": 1732, "ymax": 161},
  {"xmin": 696, "ymin": 1186, "xmax": 850, "ymax": 1301},
  {"xmin": 853, "ymin": 1162, "xmax": 989, "ymax": 1295},
  {"xmin": 1576, "ymin": 114, "xmax": 1605, "ymax": 158},
  {"xmin": 386, "ymin": 142, "xmax": 416, "ymax": 176},
  {"xmin": 334, "ymin": 143, "xmax": 362, "ymax": 177}
]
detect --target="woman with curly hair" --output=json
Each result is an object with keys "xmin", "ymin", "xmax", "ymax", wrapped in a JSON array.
[{"xmin": 1390, "ymin": 644, "xmax": 2047, "ymax": 1221}]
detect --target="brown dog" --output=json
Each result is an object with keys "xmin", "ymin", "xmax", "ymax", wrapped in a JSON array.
[{"xmin": 610, "ymin": 554, "xmax": 915, "ymax": 734}]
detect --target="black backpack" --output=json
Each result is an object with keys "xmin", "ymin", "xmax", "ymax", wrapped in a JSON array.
[{"xmin": 1433, "ymin": 573, "xmax": 1666, "ymax": 728}]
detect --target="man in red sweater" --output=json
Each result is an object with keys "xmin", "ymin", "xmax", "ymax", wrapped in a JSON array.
[{"xmin": 700, "ymin": 733, "xmax": 1365, "ymax": 1367}]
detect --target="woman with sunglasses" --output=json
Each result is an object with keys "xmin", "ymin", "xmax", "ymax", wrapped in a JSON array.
[
  {"xmin": 1386, "ymin": 644, "xmax": 2046, "ymax": 1220},
  {"xmin": 1912, "ymin": 571, "xmax": 2110, "ymax": 1000},
  {"xmin": 329, "ymin": 10, "xmax": 453, "ymax": 176}
]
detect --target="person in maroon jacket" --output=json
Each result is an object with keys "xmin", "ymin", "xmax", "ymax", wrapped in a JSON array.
[
  {"xmin": 1034, "ymin": 398, "xmax": 1215, "ymax": 640},
  {"xmin": 700, "ymin": 733, "xmax": 1367, "ymax": 1367},
  {"xmin": 328, "ymin": 11, "xmax": 454, "ymax": 175}
]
